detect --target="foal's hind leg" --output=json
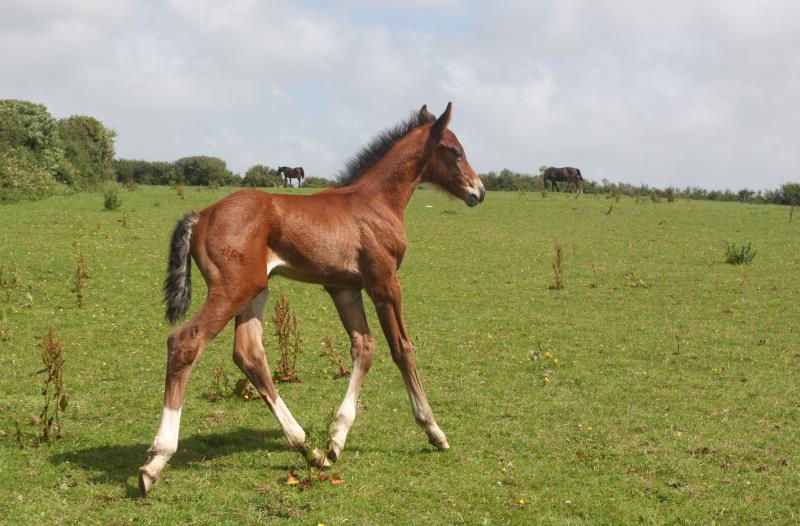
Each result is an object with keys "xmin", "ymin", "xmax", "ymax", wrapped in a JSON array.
[
  {"xmin": 325, "ymin": 287, "xmax": 375, "ymax": 462},
  {"xmin": 231, "ymin": 289, "xmax": 319, "ymax": 463},
  {"xmin": 139, "ymin": 293, "xmax": 247, "ymax": 495}
]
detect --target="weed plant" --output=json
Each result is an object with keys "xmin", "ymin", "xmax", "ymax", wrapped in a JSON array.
[
  {"xmin": 73, "ymin": 253, "xmax": 89, "ymax": 308},
  {"xmin": 272, "ymin": 292, "xmax": 301, "ymax": 382},
  {"xmin": 38, "ymin": 328, "xmax": 67, "ymax": 442},
  {"xmin": 550, "ymin": 240, "xmax": 565, "ymax": 290},
  {"xmin": 320, "ymin": 335, "xmax": 350, "ymax": 379},
  {"xmin": 724, "ymin": 241, "xmax": 757, "ymax": 265},
  {"xmin": 202, "ymin": 363, "xmax": 233, "ymax": 402}
]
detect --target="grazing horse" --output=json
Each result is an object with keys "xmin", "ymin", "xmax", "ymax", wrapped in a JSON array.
[
  {"xmin": 543, "ymin": 166, "xmax": 583, "ymax": 193},
  {"xmin": 138, "ymin": 103, "xmax": 486, "ymax": 495},
  {"xmin": 277, "ymin": 166, "xmax": 305, "ymax": 187}
]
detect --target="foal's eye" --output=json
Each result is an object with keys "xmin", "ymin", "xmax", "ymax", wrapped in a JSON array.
[{"xmin": 442, "ymin": 145, "xmax": 463, "ymax": 159}]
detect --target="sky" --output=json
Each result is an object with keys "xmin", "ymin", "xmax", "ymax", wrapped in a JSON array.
[{"xmin": 2, "ymin": 0, "xmax": 799, "ymax": 190}]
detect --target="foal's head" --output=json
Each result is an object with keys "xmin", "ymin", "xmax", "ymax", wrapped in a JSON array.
[{"xmin": 420, "ymin": 103, "xmax": 485, "ymax": 207}]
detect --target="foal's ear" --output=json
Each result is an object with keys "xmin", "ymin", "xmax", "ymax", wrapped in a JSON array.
[
  {"xmin": 431, "ymin": 102, "xmax": 452, "ymax": 139},
  {"xmin": 418, "ymin": 104, "xmax": 437, "ymax": 124}
]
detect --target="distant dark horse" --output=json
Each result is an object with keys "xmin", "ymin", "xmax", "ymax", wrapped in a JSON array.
[
  {"xmin": 277, "ymin": 166, "xmax": 305, "ymax": 187},
  {"xmin": 543, "ymin": 167, "xmax": 583, "ymax": 193}
]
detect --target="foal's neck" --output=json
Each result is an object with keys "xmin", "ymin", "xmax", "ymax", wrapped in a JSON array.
[{"xmin": 351, "ymin": 133, "xmax": 427, "ymax": 217}]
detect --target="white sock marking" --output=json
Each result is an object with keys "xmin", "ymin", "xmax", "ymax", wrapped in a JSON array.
[
  {"xmin": 142, "ymin": 406, "xmax": 182, "ymax": 477},
  {"xmin": 273, "ymin": 396, "xmax": 306, "ymax": 449}
]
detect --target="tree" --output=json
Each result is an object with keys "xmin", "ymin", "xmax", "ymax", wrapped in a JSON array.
[
  {"xmin": 0, "ymin": 99, "xmax": 64, "ymax": 201},
  {"xmin": 57, "ymin": 115, "xmax": 117, "ymax": 187},
  {"xmin": 243, "ymin": 164, "xmax": 282, "ymax": 187},
  {"xmin": 114, "ymin": 159, "xmax": 179, "ymax": 185},
  {"xmin": 479, "ymin": 169, "xmax": 541, "ymax": 192},
  {"xmin": 779, "ymin": 183, "xmax": 800, "ymax": 205},
  {"xmin": 174, "ymin": 156, "xmax": 238, "ymax": 186}
]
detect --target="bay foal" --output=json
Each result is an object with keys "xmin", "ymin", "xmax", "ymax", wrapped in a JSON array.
[{"xmin": 139, "ymin": 103, "xmax": 485, "ymax": 495}]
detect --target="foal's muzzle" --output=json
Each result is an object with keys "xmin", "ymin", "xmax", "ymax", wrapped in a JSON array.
[{"xmin": 466, "ymin": 187, "xmax": 486, "ymax": 207}]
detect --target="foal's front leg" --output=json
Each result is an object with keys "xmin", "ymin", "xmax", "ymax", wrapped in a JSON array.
[{"xmin": 368, "ymin": 276, "xmax": 449, "ymax": 450}]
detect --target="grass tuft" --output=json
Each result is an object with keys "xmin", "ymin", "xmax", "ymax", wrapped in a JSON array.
[{"xmin": 724, "ymin": 241, "xmax": 757, "ymax": 265}]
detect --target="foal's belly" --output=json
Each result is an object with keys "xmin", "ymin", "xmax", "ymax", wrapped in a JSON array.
[{"xmin": 266, "ymin": 251, "xmax": 363, "ymax": 289}]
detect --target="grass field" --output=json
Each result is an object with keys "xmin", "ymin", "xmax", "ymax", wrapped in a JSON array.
[{"xmin": 1, "ymin": 186, "xmax": 799, "ymax": 525}]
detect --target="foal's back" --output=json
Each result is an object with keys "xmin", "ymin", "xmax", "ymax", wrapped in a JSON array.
[{"xmin": 195, "ymin": 188, "xmax": 392, "ymax": 289}]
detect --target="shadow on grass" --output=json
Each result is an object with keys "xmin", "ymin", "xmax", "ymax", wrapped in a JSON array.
[{"xmin": 50, "ymin": 427, "xmax": 284, "ymax": 496}]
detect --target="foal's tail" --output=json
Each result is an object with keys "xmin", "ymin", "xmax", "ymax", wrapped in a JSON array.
[{"xmin": 164, "ymin": 213, "xmax": 199, "ymax": 325}]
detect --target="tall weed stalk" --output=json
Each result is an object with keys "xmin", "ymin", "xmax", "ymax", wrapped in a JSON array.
[
  {"xmin": 39, "ymin": 328, "xmax": 68, "ymax": 442},
  {"xmin": 273, "ymin": 292, "xmax": 302, "ymax": 382},
  {"xmin": 550, "ymin": 240, "xmax": 565, "ymax": 290}
]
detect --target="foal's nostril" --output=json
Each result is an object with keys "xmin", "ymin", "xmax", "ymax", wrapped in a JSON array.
[{"xmin": 479, "ymin": 188, "xmax": 486, "ymax": 202}]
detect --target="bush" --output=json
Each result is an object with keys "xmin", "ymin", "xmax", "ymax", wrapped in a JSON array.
[
  {"xmin": 300, "ymin": 176, "xmax": 333, "ymax": 188},
  {"xmin": 174, "ymin": 156, "xmax": 239, "ymax": 187},
  {"xmin": 103, "ymin": 184, "xmax": 122, "ymax": 210},
  {"xmin": 724, "ymin": 241, "xmax": 756, "ymax": 265},
  {"xmin": 243, "ymin": 164, "xmax": 283, "ymax": 187},
  {"xmin": 0, "ymin": 100, "xmax": 65, "ymax": 201},
  {"xmin": 480, "ymin": 169, "xmax": 542, "ymax": 192},
  {"xmin": 57, "ymin": 115, "xmax": 116, "ymax": 188},
  {"xmin": 114, "ymin": 159, "xmax": 179, "ymax": 185},
  {"xmin": 0, "ymin": 151, "xmax": 64, "ymax": 202}
]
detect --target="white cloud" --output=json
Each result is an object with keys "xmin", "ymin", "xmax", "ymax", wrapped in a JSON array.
[{"xmin": 1, "ymin": 0, "xmax": 799, "ymax": 189}]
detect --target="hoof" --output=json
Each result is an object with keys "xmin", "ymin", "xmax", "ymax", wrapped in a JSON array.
[
  {"xmin": 326, "ymin": 448, "xmax": 339, "ymax": 463},
  {"xmin": 312, "ymin": 448, "xmax": 331, "ymax": 469},
  {"xmin": 427, "ymin": 429, "xmax": 450, "ymax": 450},
  {"xmin": 325, "ymin": 438, "xmax": 343, "ymax": 463},
  {"xmin": 431, "ymin": 437, "xmax": 450, "ymax": 450},
  {"xmin": 138, "ymin": 469, "xmax": 156, "ymax": 496}
]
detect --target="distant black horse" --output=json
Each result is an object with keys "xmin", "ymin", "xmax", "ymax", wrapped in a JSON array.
[
  {"xmin": 543, "ymin": 166, "xmax": 583, "ymax": 193},
  {"xmin": 277, "ymin": 166, "xmax": 305, "ymax": 187}
]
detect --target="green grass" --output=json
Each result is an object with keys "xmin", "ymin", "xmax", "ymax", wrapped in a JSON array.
[{"xmin": 1, "ymin": 187, "xmax": 799, "ymax": 525}]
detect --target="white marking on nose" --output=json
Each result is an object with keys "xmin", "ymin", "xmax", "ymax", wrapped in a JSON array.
[{"xmin": 467, "ymin": 187, "xmax": 482, "ymax": 199}]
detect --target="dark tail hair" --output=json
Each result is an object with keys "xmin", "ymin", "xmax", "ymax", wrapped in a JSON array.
[{"xmin": 164, "ymin": 213, "xmax": 199, "ymax": 325}]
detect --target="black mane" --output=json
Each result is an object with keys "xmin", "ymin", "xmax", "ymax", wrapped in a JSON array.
[{"xmin": 335, "ymin": 111, "xmax": 431, "ymax": 187}]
